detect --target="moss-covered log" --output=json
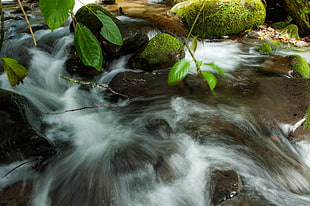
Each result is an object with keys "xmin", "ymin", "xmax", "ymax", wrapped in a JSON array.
[{"xmin": 278, "ymin": 0, "xmax": 310, "ymax": 36}]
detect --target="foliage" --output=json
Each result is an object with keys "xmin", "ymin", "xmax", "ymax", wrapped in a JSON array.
[
  {"xmin": 305, "ymin": 107, "xmax": 310, "ymax": 129},
  {"xmin": 97, "ymin": 10, "xmax": 122, "ymax": 46},
  {"xmin": 1, "ymin": 0, "xmax": 124, "ymax": 86},
  {"xmin": 74, "ymin": 23, "xmax": 103, "ymax": 71},
  {"xmin": 289, "ymin": 54, "xmax": 310, "ymax": 78},
  {"xmin": 168, "ymin": 0, "xmax": 225, "ymax": 93},
  {"xmin": 1, "ymin": 58, "xmax": 28, "ymax": 86},
  {"xmin": 40, "ymin": 0, "xmax": 75, "ymax": 31}
]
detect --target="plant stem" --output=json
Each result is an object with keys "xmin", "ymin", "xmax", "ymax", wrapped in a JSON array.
[{"xmin": 17, "ymin": 0, "xmax": 37, "ymax": 46}]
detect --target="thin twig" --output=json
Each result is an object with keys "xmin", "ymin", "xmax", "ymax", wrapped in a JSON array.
[
  {"xmin": 17, "ymin": 0, "xmax": 37, "ymax": 46},
  {"xmin": 44, "ymin": 104, "xmax": 123, "ymax": 115},
  {"xmin": 2, "ymin": 160, "xmax": 31, "ymax": 178},
  {"xmin": 60, "ymin": 74, "xmax": 129, "ymax": 99}
]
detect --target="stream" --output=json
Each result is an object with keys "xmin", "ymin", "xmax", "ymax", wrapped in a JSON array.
[{"xmin": 0, "ymin": 1, "xmax": 310, "ymax": 206}]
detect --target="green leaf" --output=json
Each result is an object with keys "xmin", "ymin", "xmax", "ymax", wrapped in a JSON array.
[
  {"xmin": 97, "ymin": 11, "xmax": 123, "ymax": 46},
  {"xmin": 204, "ymin": 62, "xmax": 225, "ymax": 76},
  {"xmin": 1, "ymin": 58, "xmax": 28, "ymax": 86},
  {"xmin": 74, "ymin": 23, "xmax": 103, "ymax": 71},
  {"xmin": 191, "ymin": 36, "xmax": 198, "ymax": 52},
  {"xmin": 201, "ymin": 71, "xmax": 217, "ymax": 92},
  {"xmin": 168, "ymin": 59, "xmax": 191, "ymax": 86},
  {"xmin": 195, "ymin": 60, "xmax": 202, "ymax": 68},
  {"xmin": 40, "ymin": 0, "xmax": 74, "ymax": 31}
]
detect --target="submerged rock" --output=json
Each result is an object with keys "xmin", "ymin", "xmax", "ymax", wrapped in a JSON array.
[
  {"xmin": 0, "ymin": 89, "xmax": 56, "ymax": 164},
  {"xmin": 128, "ymin": 33, "xmax": 184, "ymax": 71},
  {"xmin": 171, "ymin": 0, "xmax": 266, "ymax": 38},
  {"xmin": 0, "ymin": 181, "xmax": 32, "ymax": 206},
  {"xmin": 208, "ymin": 169, "xmax": 242, "ymax": 206}
]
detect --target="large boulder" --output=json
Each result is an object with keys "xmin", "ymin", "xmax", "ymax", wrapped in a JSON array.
[
  {"xmin": 0, "ymin": 89, "xmax": 56, "ymax": 164},
  {"xmin": 74, "ymin": 3, "xmax": 121, "ymax": 35},
  {"xmin": 128, "ymin": 33, "xmax": 185, "ymax": 71},
  {"xmin": 171, "ymin": 0, "xmax": 266, "ymax": 38}
]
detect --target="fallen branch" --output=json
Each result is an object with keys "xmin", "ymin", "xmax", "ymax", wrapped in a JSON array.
[{"xmin": 60, "ymin": 74, "xmax": 129, "ymax": 99}]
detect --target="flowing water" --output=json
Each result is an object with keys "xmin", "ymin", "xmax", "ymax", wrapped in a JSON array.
[{"xmin": 0, "ymin": 5, "xmax": 310, "ymax": 206}]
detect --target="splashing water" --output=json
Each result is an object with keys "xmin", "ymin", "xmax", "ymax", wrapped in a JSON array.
[{"xmin": 0, "ymin": 22, "xmax": 310, "ymax": 206}]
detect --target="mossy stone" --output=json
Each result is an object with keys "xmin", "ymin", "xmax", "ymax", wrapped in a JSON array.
[
  {"xmin": 259, "ymin": 42, "xmax": 273, "ymax": 55},
  {"xmin": 280, "ymin": 24, "xmax": 300, "ymax": 40},
  {"xmin": 129, "ymin": 33, "xmax": 185, "ymax": 71},
  {"xmin": 288, "ymin": 54, "xmax": 310, "ymax": 78},
  {"xmin": 258, "ymin": 40, "xmax": 283, "ymax": 55},
  {"xmin": 272, "ymin": 17, "xmax": 292, "ymax": 29},
  {"xmin": 75, "ymin": 3, "xmax": 121, "ymax": 34},
  {"xmin": 171, "ymin": 0, "xmax": 266, "ymax": 38}
]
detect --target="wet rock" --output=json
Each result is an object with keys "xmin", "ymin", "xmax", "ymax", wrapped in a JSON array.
[
  {"xmin": 0, "ymin": 89, "xmax": 56, "ymax": 164},
  {"xmin": 101, "ymin": 21, "xmax": 149, "ymax": 59},
  {"xmin": 74, "ymin": 3, "xmax": 121, "ymax": 35},
  {"xmin": 208, "ymin": 169, "xmax": 242, "ymax": 206},
  {"xmin": 220, "ymin": 193, "xmax": 276, "ymax": 206},
  {"xmin": 0, "ymin": 181, "xmax": 32, "ymax": 206},
  {"xmin": 280, "ymin": 24, "xmax": 300, "ymax": 40},
  {"xmin": 259, "ymin": 55, "xmax": 292, "ymax": 75},
  {"xmin": 65, "ymin": 46, "xmax": 103, "ymax": 78},
  {"xmin": 171, "ymin": 0, "xmax": 266, "ymax": 38},
  {"xmin": 109, "ymin": 69, "xmax": 211, "ymax": 98},
  {"xmin": 128, "ymin": 33, "xmax": 184, "ymax": 71},
  {"xmin": 287, "ymin": 54, "xmax": 310, "ymax": 78}
]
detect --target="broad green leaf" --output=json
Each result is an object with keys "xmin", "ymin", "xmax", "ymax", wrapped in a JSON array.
[
  {"xmin": 74, "ymin": 23, "xmax": 103, "ymax": 71},
  {"xmin": 97, "ymin": 11, "xmax": 123, "ymax": 46},
  {"xmin": 191, "ymin": 36, "xmax": 198, "ymax": 52},
  {"xmin": 40, "ymin": 0, "xmax": 74, "ymax": 31},
  {"xmin": 1, "ymin": 58, "xmax": 28, "ymax": 86},
  {"xmin": 204, "ymin": 62, "xmax": 225, "ymax": 76},
  {"xmin": 168, "ymin": 59, "xmax": 190, "ymax": 86},
  {"xmin": 201, "ymin": 71, "xmax": 217, "ymax": 92}
]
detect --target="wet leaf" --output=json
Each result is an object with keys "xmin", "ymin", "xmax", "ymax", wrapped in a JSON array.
[
  {"xmin": 204, "ymin": 62, "xmax": 225, "ymax": 76},
  {"xmin": 168, "ymin": 59, "xmax": 190, "ymax": 86},
  {"xmin": 1, "ymin": 58, "xmax": 28, "ymax": 86},
  {"xmin": 201, "ymin": 71, "xmax": 217, "ymax": 92},
  {"xmin": 97, "ymin": 11, "xmax": 123, "ymax": 46},
  {"xmin": 40, "ymin": 0, "xmax": 74, "ymax": 31},
  {"xmin": 74, "ymin": 23, "xmax": 103, "ymax": 71}
]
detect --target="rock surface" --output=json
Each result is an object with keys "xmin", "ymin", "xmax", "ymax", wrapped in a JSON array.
[
  {"xmin": 171, "ymin": 0, "xmax": 266, "ymax": 37},
  {"xmin": 128, "ymin": 33, "xmax": 184, "ymax": 71}
]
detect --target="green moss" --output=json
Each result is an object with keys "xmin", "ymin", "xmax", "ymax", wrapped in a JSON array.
[
  {"xmin": 258, "ymin": 40, "xmax": 284, "ymax": 55},
  {"xmin": 305, "ymin": 107, "xmax": 310, "ymax": 129},
  {"xmin": 175, "ymin": 0, "xmax": 266, "ymax": 37},
  {"xmin": 75, "ymin": 3, "xmax": 121, "ymax": 34},
  {"xmin": 259, "ymin": 42, "xmax": 273, "ymax": 54},
  {"xmin": 289, "ymin": 54, "xmax": 310, "ymax": 78},
  {"xmin": 272, "ymin": 17, "xmax": 292, "ymax": 29},
  {"xmin": 280, "ymin": 24, "xmax": 300, "ymax": 39},
  {"xmin": 130, "ymin": 33, "xmax": 185, "ymax": 71}
]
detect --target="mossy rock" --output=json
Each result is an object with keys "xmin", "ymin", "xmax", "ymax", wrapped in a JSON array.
[
  {"xmin": 288, "ymin": 55, "xmax": 310, "ymax": 78},
  {"xmin": 75, "ymin": 3, "xmax": 121, "ymax": 34},
  {"xmin": 128, "ymin": 33, "xmax": 185, "ymax": 71},
  {"xmin": 259, "ymin": 42, "xmax": 273, "ymax": 55},
  {"xmin": 280, "ymin": 24, "xmax": 300, "ymax": 40},
  {"xmin": 272, "ymin": 17, "xmax": 292, "ymax": 29},
  {"xmin": 171, "ymin": 0, "xmax": 266, "ymax": 38},
  {"xmin": 258, "ymin": 40, "xmax": 284, "ymax": 54}
]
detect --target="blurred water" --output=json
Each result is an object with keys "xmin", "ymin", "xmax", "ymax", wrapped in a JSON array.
[{"xmin": 0, "ymin": 23, "xmax": 310, "ymax": 206}]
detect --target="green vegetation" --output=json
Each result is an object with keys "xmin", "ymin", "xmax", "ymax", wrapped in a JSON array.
[
  {"xmin": 305, "ymin": 107, "xmax": 310, "ymax": 129},
  {"xmin": 280, "ymin": 24, "xmax": 300, "ymax": 39},
  {"xmin": 289, "ymin": 55, "xmax": 310, "ymax": 78},
  {"xmin": 259, "ymin": 42, "xmax": 273, "ymax": 55},
  {"xmin": 130, "ymin": 33, "xmax": 184, "ymax": 71},
  {"xmin": 172, "ymin": 0, "xmax": 266, "ymax": 37}
]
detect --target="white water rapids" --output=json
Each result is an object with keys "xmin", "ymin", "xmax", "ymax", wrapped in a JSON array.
[{"xmin": 0, "ymin": 22, "xmax": 310, "ymax": 206}]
